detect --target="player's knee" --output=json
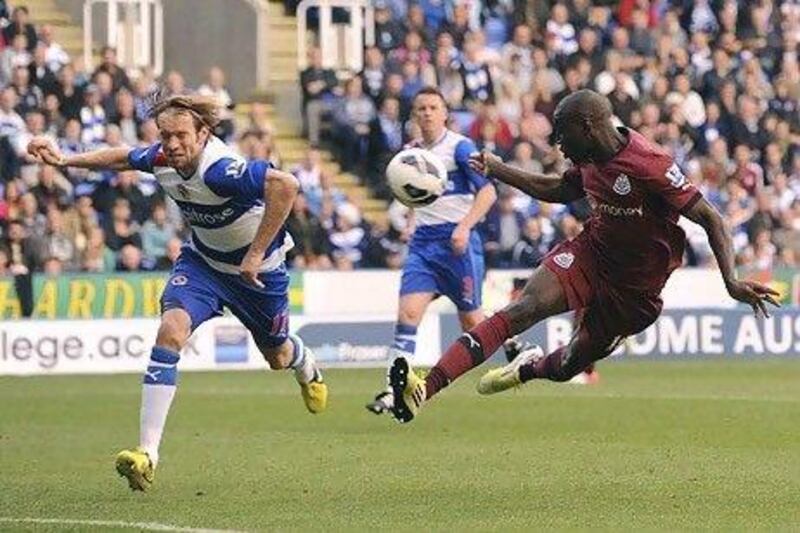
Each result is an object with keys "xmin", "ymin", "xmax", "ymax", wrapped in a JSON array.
[
  {"xmin": 156, "ymin": 311, "xmax": 191, "ymax": 352},
  {"xmin": 398, "ymin": 306, "xmax": 424, "ymax": 327}
]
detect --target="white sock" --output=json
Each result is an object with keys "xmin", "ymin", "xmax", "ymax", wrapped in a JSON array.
[
  {"xmin": 139, "ymin": 346, "xmax": 180, "ymax": 466},
  {"xmin": 288, "ymin": 334, "xmax": 317, "ymax": 383}
]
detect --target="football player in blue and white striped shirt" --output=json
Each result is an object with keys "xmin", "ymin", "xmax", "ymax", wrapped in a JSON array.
[
  {"xmin": 28, "ymin": 94, "xmax": 327, "ymax": 491},
  {"xmin": 366, "ymin": 87, "xmax": 498, "ymax": 414}
]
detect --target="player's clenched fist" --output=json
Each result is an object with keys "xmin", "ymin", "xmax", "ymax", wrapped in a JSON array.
[
  {"xmin": 468, "ymin": 150, "xmax": 502, "ymax": 176},
  {"xmin": 27, "ymin": 136, "xmax": 66, "ymax": 166}
]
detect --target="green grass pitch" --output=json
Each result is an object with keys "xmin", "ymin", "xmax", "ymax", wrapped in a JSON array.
[{"xmin": 1, "ymin": 360, "xmax": 799, "ymax": 531}]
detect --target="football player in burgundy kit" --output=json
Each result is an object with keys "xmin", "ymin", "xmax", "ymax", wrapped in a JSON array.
[{"xmin": 388, "ymin": 89, "xmax": 779, "ymax": 424}]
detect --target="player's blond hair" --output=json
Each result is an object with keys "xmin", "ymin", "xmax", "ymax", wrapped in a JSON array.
[{"xmin": 150, "ymin": 94, "xmax": 221, "ymax": 131}]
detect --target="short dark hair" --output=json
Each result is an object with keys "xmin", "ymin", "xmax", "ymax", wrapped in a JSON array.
[{"xmin": 412, "ymin": 86, "xmax": 448, "ymax": 109}]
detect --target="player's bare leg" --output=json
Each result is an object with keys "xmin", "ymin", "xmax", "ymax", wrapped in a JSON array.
[
  {"xmin": 367, "ymin": 292, "xmax": 434, "ymax": 414},
  {"xmin": 390, "ymin": 266, "xmax": 568, "ymax": 423},
  {"xmin": 260, "ymin": 336, "xmax": 327, "ymax": 414},
  {"xmin": 116, "ymin": 308, "xmax": 190, "ymax": 490}
]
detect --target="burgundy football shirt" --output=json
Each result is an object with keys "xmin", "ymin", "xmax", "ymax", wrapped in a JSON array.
[{"xmin": 564, "ymin": 128, "xmax": 702, "ymax": 292}]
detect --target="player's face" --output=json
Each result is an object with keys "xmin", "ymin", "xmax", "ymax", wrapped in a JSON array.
[
  {"xmin": 157, "ymin": 111, "xmax": 209, "ymax": 172},
  {"xmin": 413, "ymin": 94, "xmax": 447, "ymax": 138},
  {"xmin": 553, "ymin": 115, "xmax": 592, "ymax": 164}
]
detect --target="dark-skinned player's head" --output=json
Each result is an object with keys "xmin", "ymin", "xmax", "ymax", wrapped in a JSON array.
[{"xmin": 552, "ymin": 89, "xmax": 616, "ymax": 164}]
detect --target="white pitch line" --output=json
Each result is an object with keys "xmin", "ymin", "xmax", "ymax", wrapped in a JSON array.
[{"xmin": 0, "ymin": 517, "xmax": 245, "ymax": 532}]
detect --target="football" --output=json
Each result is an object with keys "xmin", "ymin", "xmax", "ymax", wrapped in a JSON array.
[{"xmin": 385, "ymin": 148, "xmax": 448, "ymax": 207}]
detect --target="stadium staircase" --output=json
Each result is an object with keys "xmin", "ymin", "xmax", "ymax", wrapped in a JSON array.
[
  {"xmin": 16, "ymin": 0, "xmax": 389, "ymax": 226},
  {"xmin": 243, "ymin": 0, "xmax": 389, "ymax": 226},
  {"xmin": 10, "ymin": 0, "xmax": 83, "ymax": 59}
]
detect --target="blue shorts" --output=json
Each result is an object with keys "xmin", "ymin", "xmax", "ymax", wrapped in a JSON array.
[
  {"xmin": 400, "ymin": 232, "xmax": 484, "ymax": 311},
  {"xmin": 161, "ymin": 247, "xmax": 290, "ymax": 348}
]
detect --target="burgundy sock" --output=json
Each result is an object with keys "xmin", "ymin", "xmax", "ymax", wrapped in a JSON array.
[
  {"xmin": 425, "ymin": 311, "xmax": 511, "ymax": 398},
  {"xmin": 519, "ymin": 347, "xmax": 566, "ymax": 383}
]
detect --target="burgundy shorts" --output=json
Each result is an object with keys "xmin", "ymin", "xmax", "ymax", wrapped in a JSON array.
[{"xmin": 543, "ymin": 238, "xmax": 663, "ymax": 344}]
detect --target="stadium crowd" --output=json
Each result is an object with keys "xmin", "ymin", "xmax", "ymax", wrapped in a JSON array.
[
  {"xmin": 0, "ymin": 0, "xmax": 798, "ymax": 278},
  {"xmin": 302, "ymin": 0, "xmax": 800, "ymax": 271}
]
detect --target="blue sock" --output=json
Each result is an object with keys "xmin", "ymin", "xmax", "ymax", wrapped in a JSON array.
[
  {"xmin": 140, "ymin": 346, "xmax": 180, "ymax": 464},
  {"xmin": 143, "ymin": 346, "xmax": 179, "ymax": 386},
  {"xmin": 391, "ymin": 323, "xmax": 417, "ymax": 360}
]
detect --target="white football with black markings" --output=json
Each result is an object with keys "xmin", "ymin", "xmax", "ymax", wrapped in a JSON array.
[{"xmin": 385, "ymin": 148, "xmax": 448, "ymax": 208}]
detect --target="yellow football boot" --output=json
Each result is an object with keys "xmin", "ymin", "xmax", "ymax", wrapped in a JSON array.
[
  {"xmin": 477, "ymin": 345, "xmax": 544, "ymax": 395},
  {"xmin": 389, "ymin": 357, "xmax": 427, "ymax": 423},
  {"xmin": 115, "ymin": 447, "xmax": 154, "ymax": 491}
]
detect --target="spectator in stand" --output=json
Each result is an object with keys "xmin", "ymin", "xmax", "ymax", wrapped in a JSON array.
[
  {"xmin": 359, "ymin": 46, "xmax": 385, "ymax": 102},
  {"xmin": 81, "ymin": 226, "xmax": 115, "ymax": 272},
  {"xmin": 30, "ymin": 164, "xmax": 71, "ymax": 212},
  {"xmin": 141, "ymin": 201, "xmax": 177, "ymax": 265},
  {"xmin": 93, "ymin": 169, "xmax": 148, "ymax": 223},
  {"xmin": 332, "ymin": 76, "xmax": 375, "ymax": 172},
  {"xmin": 286, "ymin": 193, "xmax": 331, "ymax": 269},
  {"xmin": 389, "ymin": 31, "xmax": 431, "ymax": 71},
  {"xmin": 442, "ymin": 3, "xmax": 472, "ymax": 49},
  {"xmin": 11, "ymin": 65, "xmax": 42, "ymax": 115},
  {"xmin": 112, "ymin": 89, "xmax": 139, "ymax": 145},
  {"xmin": 162, "ymin": 70, "xmax": 187, "ymax": 96},
  {"xmin": 510, "ymin": 217, "xmax": 550, "ymax": 268},
  {"xmin": 28, "ymin": 43, "xmax": 58, "ymax": 96},
  {"xmin": 291, "ymin": 147, "xmax": 325, "ymax": 193},
  {"xmin": 1, "ymin": 34, "xmax": 30, "ymax": 86},
  {"xmin": 38, "ymin": 25, "xmax": 69, "ymax": 73},
  {"xmin": 154, "ymin": 237, "xmax": 182, "ymax": 270},
  {"xmin": 93, "ymin": 45, "xmax": 130, "ymax": 91},
  {"xmin": 116, "ymin": 243, "xmax": 146, "ymax": 272},
  {"xmin": 18, "ymin": 192, "xmax": 45, "ymax": 237},
  {"xmin": 103, "ymin": 197, "xmax": 141, "ymax": 252},
  {"xmin": 35, "ymin": 207, "xmax": 76, "ymax": 270},
  {"xmin": 547, "ymin": 3, "xmax": 578, "ymax": 59},
  {"xmin": 197, "ymin": 66, "xmax": 235, "ymax": 141},
  {"xmin": 7, "ymin": 217, "xmax": 38, "ymax": 270},
  {"xmin": 404, "ymin": 3, "xmax": 434, "ymax": 48},
  {"xmin": 459, "ymin": 38, "xmax": 493, "ymax": 107},
  {"xmin": 62, "ymin": 194, "xmax": 97, "ymax": 253},
  {"xmin": 373, "ymin": 1, "xmax": 405, "ymax": 54},
  {"xmin": 300, "ymin": 46, "xmax": 339, "ymax": 145},
  {"xmin": 368, "ymin": 96, "xmax": 404, "ymax": 188},
  {"xmin": 732, "ymin": 144, "xmax": 766, "ymax": 197},
  {"xmin": 2, "ymin": 6, "xmax": 37, "ymax": 52},
  {"xmin": 501, "ymin": 24, "xmax": 534, "ymax": 75},
  {"xmin": 79, "ymin": 84, "xmax": 106, "ymax": 146},
  {"xmin": 54, "ymin": 63, "xmax": 84, "ymax": 120},
  {"xmin": 329, "ymin": 202, "xmax": 367, "ymax": 270},
  {"xmin": 483, "ymin": 189, "xmax": 526, "ymax": 268}
]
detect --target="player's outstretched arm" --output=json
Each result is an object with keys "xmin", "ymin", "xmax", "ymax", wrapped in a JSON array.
[
  {"xmin": 468, "ymin": 150, "xmax": 584, "ymax": 204},
  {"xmin": 27, "ymin": 136, "xmax": 133, "ymax": 171},
  {"xmin": 240, "ymin": 167, "xmax": 299, "ymax": 287},
  {"xmin": 684, "ymin": 197, "xmax": 780, "ymax": 318}
]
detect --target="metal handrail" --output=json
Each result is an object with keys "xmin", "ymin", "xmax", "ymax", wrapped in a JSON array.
[
  {"xmin": 296, "ymin": 0, "xmax": 374, "ymax": 72},
  {"xmin": 83, "ymin": 0, "xmax": 164, "ymax": 75}
]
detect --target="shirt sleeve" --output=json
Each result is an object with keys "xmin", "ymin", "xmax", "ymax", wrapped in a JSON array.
[
  {"xmin": 127, "ymin": 143, "xmax": 163, "ymax": 172},
  {"xmin": 454, "ymin": 139, "xmax": 490, "ymax": 190},
  {"xmin": 639, "ymin": 158, "xmax": 702, "ymax": 213},
  {"xmin": 203, "ymin": 158, "xmax": 270, "ymax": 199}
]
